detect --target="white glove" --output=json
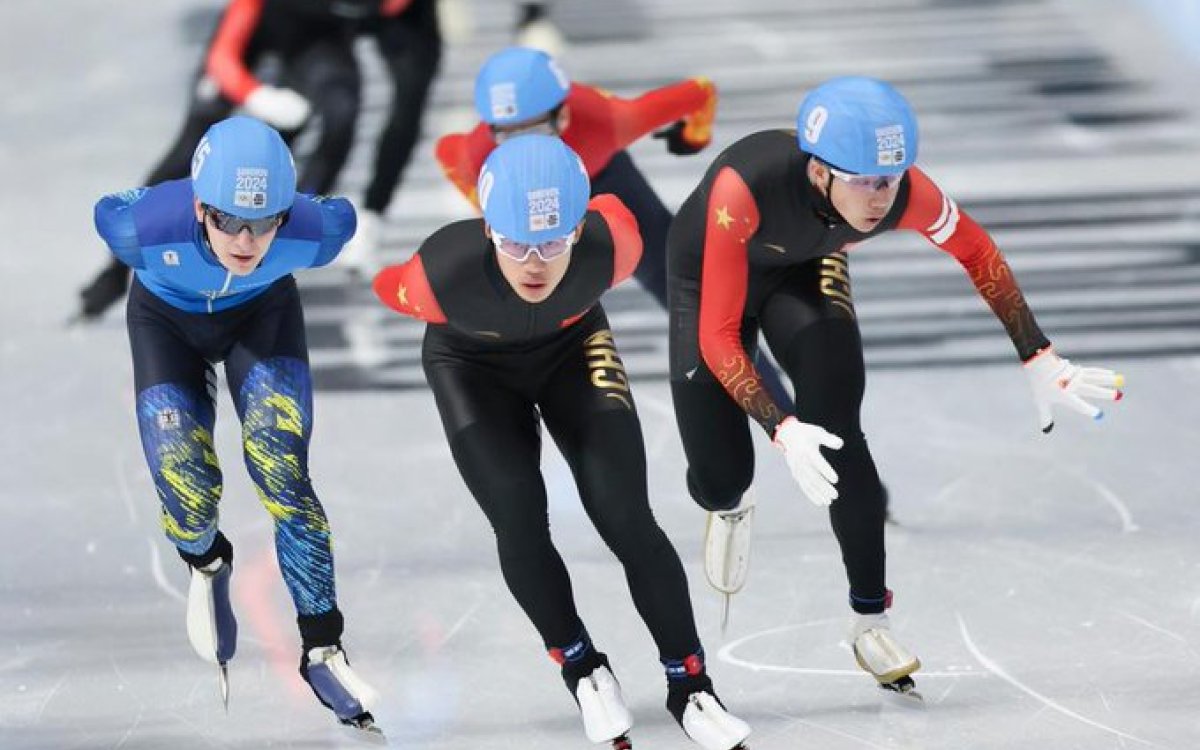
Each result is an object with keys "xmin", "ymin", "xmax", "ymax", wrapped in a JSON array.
[
  {"xmin": 773, "ymin": 416, "xmax": 844, "ymax": 507},
  {"xmin": 340, "ymin": 209, "xmax": 381, "ymax": 277},
  {"xmin": 1023, "ymin": 346, "xmax": 1125, "ymax": 433},
  {"xmin": 243, "ymin": 85, "xmax": 311, "ymax": 131}
]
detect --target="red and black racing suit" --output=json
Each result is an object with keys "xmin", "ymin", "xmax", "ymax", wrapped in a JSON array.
[
  {"xmin": 668, "ymin": 129, "xmax": 1049, "ymax": 613},
  {"xmin": 373, "ymin": 196, "xmax": 713, "ymax": 698}
]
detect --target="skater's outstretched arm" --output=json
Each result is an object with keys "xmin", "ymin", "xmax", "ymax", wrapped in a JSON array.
[{"xmin": 898, "ymin": 168, "xmax": 1125, "ymax": 432}]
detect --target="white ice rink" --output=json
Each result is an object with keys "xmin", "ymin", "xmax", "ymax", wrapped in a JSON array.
[{"xmin": 3, "ymin": 0, "xmax": 1200, "ymax": 748}]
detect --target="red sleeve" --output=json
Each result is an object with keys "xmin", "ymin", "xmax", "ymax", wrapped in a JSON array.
[
  {"xmin": 206, "ymin": 0, "xmax": 263, "ymax": 105},
  {"xmin": 609, "ymin": 77, "xmax": 717, "ymax": 150},
  {"xmin": 698, "ymin": 167, "xmax": 787, "ymax": 435},
  {"xmin": 434, "ymin": 124, "xmax": 495, "ymax": 211},
  {"xmin": 372, "ymin": 256, "xmax": 448, "ymax": 324},
  {"xmin": 897, "ymin": 167, "xmax": 1049, "ymax": 360},
  {"xmin": 587, "ymin": 194, "xmax": 642, "ymax": 287}
]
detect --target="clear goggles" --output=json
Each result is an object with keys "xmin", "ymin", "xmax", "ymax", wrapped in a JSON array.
[
  {"xmin": 491, "ymin": 228, "xmax": 576, "ymax": 262},
  {"xmin": 828, "ymin": 167, "xmax": 904, "ymax": 192},
  {"xmin": 490, "ymin": 116, "xmax": 559, "ymax": 144},
  {"xmin": 203, "ymin": 204, "xmax": 288, "ymax": 236}
]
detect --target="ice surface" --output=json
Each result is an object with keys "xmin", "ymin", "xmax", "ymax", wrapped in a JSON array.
[{"xmin": 2, "ymin": 1, "xmax": 1199, "ymax": 748}]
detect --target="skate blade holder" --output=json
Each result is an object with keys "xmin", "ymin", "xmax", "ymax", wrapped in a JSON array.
[
  {"xmin": 878, "ymin": 675, "xmax": 925, "ymax": 706},
  {"xmin": 338, "ymin": 712, "xmax": 388, "ymax": 745}
]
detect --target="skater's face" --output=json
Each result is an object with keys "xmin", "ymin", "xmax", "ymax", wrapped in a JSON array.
[
  {"xmin": 807, "ymin": 159, "xmax": 903, "ymax": 233},
  {"xmin": 486, "ymin": 220, "xmax": 583, "ymax": 303},
  {"xmin": 195, "ymin": 199, "xmax": 284, "ymax": 275}
]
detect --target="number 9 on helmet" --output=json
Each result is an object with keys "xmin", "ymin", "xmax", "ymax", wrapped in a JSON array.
[
  {"xmin": 795, "ymin": 76, "xmax": 918, "ymax": 176},
  {"xmin": 191, "ymin": 115, "xmax": 297, "ymax": 219},
  {"xmin": 478, "ymin": 134, "xmax": 590, "ymax": 245}
]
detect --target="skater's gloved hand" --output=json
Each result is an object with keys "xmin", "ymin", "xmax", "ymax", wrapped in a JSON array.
[
  {"xmin": 1022, "ymin": 346, "xmax": 1124, "ymax": 433},
  {"xmin": 244, "ymin": 85, "xmax": 311, "ymax": 131},
  {"xmin": 655, "ymin": 76, "xmax": 717, "ymax": 156},
  {"xmin": 654, "ymin": 120, "xmax": 706, "ymax": 156},
  {"xmin": 773, "ymin": 416, "xmax": 843, "ymax": 506}
]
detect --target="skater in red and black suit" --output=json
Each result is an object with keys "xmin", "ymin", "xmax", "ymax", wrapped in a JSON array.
[
  {"xmin": 670, "ymin": 76, "xmax": 1126, "ymax": 698},
  {"xmin": 373, "ymin": 135, "xmax": 751, "ymax": 750},
  {"xmin": 435, "ymin": 46, "xmax": 794, "ymax": 409}
]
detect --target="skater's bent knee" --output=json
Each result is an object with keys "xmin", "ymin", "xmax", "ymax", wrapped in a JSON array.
[{"xmin": 686, "ymin": 469, "xmax": 750, "ymax": 513}]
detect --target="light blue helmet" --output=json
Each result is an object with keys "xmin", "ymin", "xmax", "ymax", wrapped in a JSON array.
[
  {"xmin": 474, "ymin": 47, "xmax": 570, "ymax": 126},
  {"xmin": 478, "ymin": 134, "xmax": 590, "ymax": 244},
  {"xmin": 190, "ymin": 115, "xmax": 296, "ymax": 218},
  {"xmin": 796, "ymin": 76, "xmax": 918, "ymax": 176}
]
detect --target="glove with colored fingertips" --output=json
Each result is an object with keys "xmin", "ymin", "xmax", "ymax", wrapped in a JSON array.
[
  {"xmin": 772, "ymin": 416, "xmax": 844, "ymax": 506},
  {"xmin": 243, "ymin": 85, "xmax": 311, "ymax": 131},
  {"xmin": 1022, "ymin": 347, "xmax": 1125, "ymax": 433}
]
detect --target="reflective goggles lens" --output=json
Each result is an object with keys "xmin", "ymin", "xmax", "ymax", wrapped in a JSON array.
[
  {"xmin": 828, "ymin": 167, "xmax": 903, "ymax": 192},
  {"xmin": 491, "ymin": 117, "xmax": 558, "ymax": 144},
  {"xmin": 204, "ymin": 205, "xmax": 288, "ymax": 236},
  {"xmin": 491, "ymin": 229, "xmax": 575, "ymax": 262}
]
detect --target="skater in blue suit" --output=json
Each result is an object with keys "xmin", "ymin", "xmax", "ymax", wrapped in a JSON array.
[{"xmin": 94, "ymin": 115, "xmax": 381, "ymax": 734}]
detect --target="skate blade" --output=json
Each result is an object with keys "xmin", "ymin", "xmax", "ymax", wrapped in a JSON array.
[
  {"xmin": 611, "ymin": 734, "xmax": 633, "ymax": 750},
  {"xmin": 720, "ymin": 593, "xmax": 732, "ymax": 635},
  {"xmin": 218, "ymin": 663, "xmax": 229, "ymax": 712},
  {"xmin": 340, "ymin": 713, "xmax": 388, "ymax": 745},
  {"xmin": 879, "ymin": 675, "xmax": 924, "ymax": 705}
]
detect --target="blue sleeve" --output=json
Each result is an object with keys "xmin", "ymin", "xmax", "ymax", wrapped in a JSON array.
[
  {"xmin": 93, "ymin": 189, "xmax": 148, "ymax": 270},
  {"xmin": 310, "ymin": 195, "xmax": 357, "ymax": 268}
]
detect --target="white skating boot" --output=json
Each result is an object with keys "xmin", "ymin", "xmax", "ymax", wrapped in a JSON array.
[
  {"xmin": 339, "ymin": 208, "xmax": 381, "ymax": 278},
  {"xmin": 667, "ymin": 673, "xmax": 750, "ymax": 750},
  {"xmin": 704, "ymin": 489, "xmax": 756, "ymax": 594},
  {"xmin": 301, "ymin": 645, "xmax": 384, "ymax": 736},
  {"xmin": 186, "ymin": 558, "xmax": 237, "ymax": 707},
  {"xmin": 680, "ymin": 691, "xmax": 751, "ymax": 750},
  {"xmin": 515, "ymin": 3, "xmax": 568, "ymax": 57},
  {"xmin": 575, "ymin": 664, "xmax": 634, "ymax": 748},
  {"xmin": 704, "ymin": 489, "xmax": 756, "ymax": 629},
  {"xmin": 850, "ymin": 612, "xmax": 922, "ymax": 699}
]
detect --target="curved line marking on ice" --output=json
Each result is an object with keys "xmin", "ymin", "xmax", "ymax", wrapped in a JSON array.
[
  {"xmin": 717, "ymin": 621, "xmax": 982, "ymax": 678},
  {"xmin": 1084, "ymin": 476, "xmax": 1139, "ymax": 533},
  {"xmin": 148, "ymin": 538, "xmax": 186, "ymax": 604},
  {"xmin": 957, "ymin": 613, "xmax": 1160, "ymax": 747}
]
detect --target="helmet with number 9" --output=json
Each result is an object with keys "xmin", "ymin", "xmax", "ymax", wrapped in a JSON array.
[{"xmin": 796, "ymin": 76, "xmax": 918, "ymax": 176}]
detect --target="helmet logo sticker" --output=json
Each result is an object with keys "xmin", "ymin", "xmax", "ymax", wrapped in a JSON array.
[
  {"xmin": 478, "ymin": 168, "xmax": 495, "ymax": 210},
  {"xmin": 875, "ymin": 124, "xmax": 906, "ymax": 167},
  {"xmin": 234, "ymin": 167, "xmax": 269, "ymax": 209},
  {"xmin": 191, "ymin": 137, "xmax": 212, "ymax": 180},
  {"xmin": 527, "ymin": 187, "xmax": 561, "ymax": 232},
  {"xmin": 804, "ymin": 106, "xmax": 829, "ymax": 144},
  {"xmin": 490, "ymin": 82, "xmax": 519, "ymax": 120}
]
